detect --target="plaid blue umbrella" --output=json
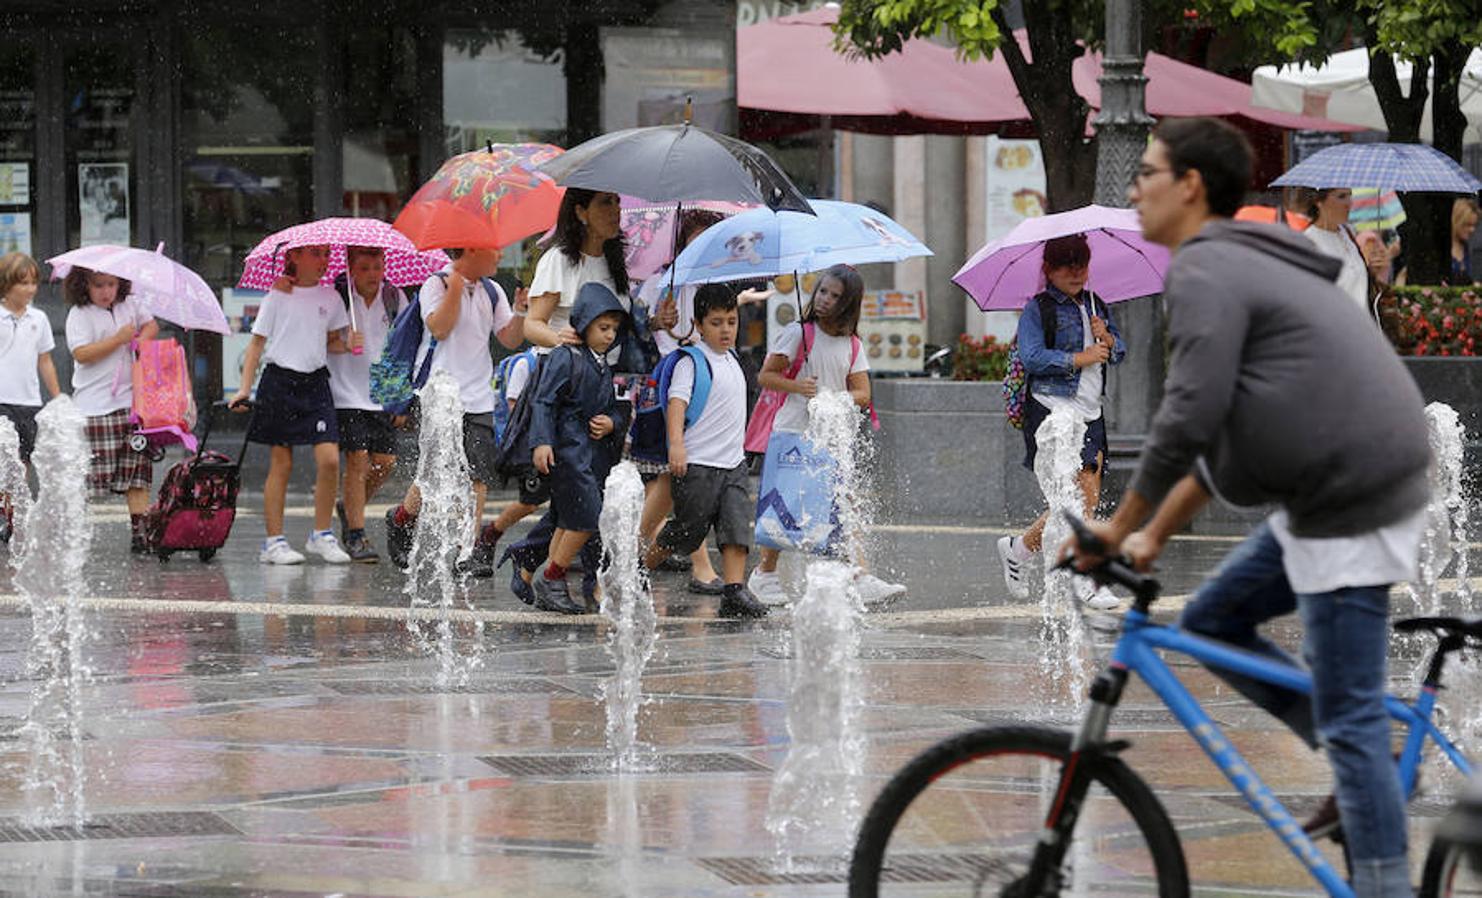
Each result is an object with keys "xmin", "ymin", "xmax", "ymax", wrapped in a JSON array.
[{"xmin": 1272, "ymin": 142, "xmax": 1482, "ymax": 194}]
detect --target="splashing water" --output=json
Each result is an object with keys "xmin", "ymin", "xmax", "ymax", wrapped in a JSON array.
[
  {"xmin": 597, "ymin": 462, "xmax": 657, "ymax": 771},
  {"xmin": 1032, "ymin": 406, "xmax": 1091, "ymax": 713},
  {"xmin": 13, "ymin": 398, "xmax": 93, "ymax": 827},
  {"xmin": 766, "ymin": 390, "xmax": 868, "ymax": 872},
  {"xmin": 403, "ymin": 370, "xmax": 480, "ymax": 688},
  {"xmin": 0, "ymin": 417, "xmax": 31, "ymax": 543}
]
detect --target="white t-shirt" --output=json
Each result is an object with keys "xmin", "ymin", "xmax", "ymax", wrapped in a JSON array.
[
  {"xmin": 770, "ymin": 322, "xmax": 869, "ymax": 435},
  {"xmin": 327, "ymin": 282, "xmax": 404, "ymax": 411},
  {"xmin": 1268, "ymin": 507, "xmax": 1424, "ymax": 593},
  {"xmin": 637, "ymin": 274, "xmax": 699, "ymax": 357},
  {"xmin": 0, "ymin": 305, "xmax": 55, "ymax": 406},
  {"xmin": 251, "ymin": 285, "xmax": 350, "ymax": 375},
  {"xmin": 1032, "ymin": 297, "xmax": 1103, "ymax": 422},
  {"xmin": 504, "ymin": 354, "xmax": 533, "ymax": 405},
  {"xmin": 529, "ymin": 248, "xmax": 631, "ymax": 362},
  {"xmin": 66, "ymin": 298, "xmax": 155, "ymax": 416},
  {"xmin": 416, "ymin": 272, "xmax": 514, "ymax": 415},
  {"xmin": 670, "ymin": 341, "xmax": 747, "ymax": 469},
  {"xmin": 1304, "ymin": 225, "xmax": 1371, "ymax": 312}
]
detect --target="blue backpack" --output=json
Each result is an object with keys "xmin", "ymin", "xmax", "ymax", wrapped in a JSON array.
[
  {"xmin": 369, "ymin": 274, "xmax": 502, "ymax": 415},
  {"xmin": 628, "ymin": 345, "xmax": 721, "ymax": 463},
  {"xmin": 492, "ymin": 349, "xmax": 538, "ymax": 443}
]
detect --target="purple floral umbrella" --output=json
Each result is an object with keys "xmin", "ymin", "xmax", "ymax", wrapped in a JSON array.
[
  {"xmin": 48, "ymin": 243, "xmax": 230, "ymax": 334},
  {"xmin": 955, "ymin": 205, "xmax": 1171, "ymax": 310},
  {"xmin": 237, "ymin": 217, "xmax": 451, "ymax": 291}
]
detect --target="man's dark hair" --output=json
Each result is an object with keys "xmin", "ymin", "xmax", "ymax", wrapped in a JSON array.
[
  {"xmin": 693, "ymin": 283, "xmax": 737, "ymax": 321},
  {"xmin": 1043, "ymin": 233, "xmax": 1091, "ymax": 270},
  {"xmin": 1154, "ymin": 117, "xmax": 1253, "ymax": 217}
]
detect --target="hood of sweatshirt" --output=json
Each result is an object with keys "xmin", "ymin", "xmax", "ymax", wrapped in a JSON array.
[
  {"xmin": 1181, "ymin": 218, "xmax": 1343, "ymax": 283},
  {"xmin": 570, "ymin": 281, "xmax": 630, "ymax": 338}
]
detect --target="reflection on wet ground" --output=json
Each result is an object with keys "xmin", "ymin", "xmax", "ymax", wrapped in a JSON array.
[{"xmin": 0, "ymin": 499, "xmax": 1475, "ymax": 896}]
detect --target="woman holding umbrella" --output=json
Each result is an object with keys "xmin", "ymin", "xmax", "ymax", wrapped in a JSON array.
[{"xmin": 1302, "ymin": 189, "xmax": 1373, "ymax": 312}]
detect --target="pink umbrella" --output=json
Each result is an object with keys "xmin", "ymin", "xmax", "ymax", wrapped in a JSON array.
[
  {"xmin": 47, "ymin": 243, "xmax": 230, "ymax": 335},
  {"xmin": 237, "ymin": 217, "xmax": 451, "ymax": 291},
  {"xmin": 954, "ymin": 205, "xmax": 1171, "ymax": 311},
  {"xmin": 621, "ymin": 197, "xmax": 754, "ymax": 280}
]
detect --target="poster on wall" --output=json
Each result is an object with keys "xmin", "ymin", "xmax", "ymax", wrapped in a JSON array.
[
  {"xmin": 973, "ymin": 137, "xmax": 1049, "ymax": 342},
  {"xmin": 0, "ymin": 163, "xmax": 28, "ymax": 206},
  {"xmin": 78, "ymin": 163, "xmax": 130, "ymax": 246},
  {"xmin": 859, "ymin": 289, "xmax": 927, "ymax": 373},
  {"xmin": 0, "ymin": 212, "xmax": 31, "ymax": 255},
  {"xmin": 220, "ymin": 287, "xmax": 262, "ymax": 397}
]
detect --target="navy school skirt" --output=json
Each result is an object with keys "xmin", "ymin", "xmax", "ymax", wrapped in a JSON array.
[{"xmin": 248, "ymin": 364, "xmax": 339, "ymax": 446}]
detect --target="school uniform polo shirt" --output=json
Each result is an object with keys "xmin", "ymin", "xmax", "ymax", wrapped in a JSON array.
[{"xmin": 0, "ymin": 305, "xmax": 55, "ymax": 407}]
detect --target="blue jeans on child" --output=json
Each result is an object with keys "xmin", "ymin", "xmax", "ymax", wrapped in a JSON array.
[{"xmin": 1178, "ymin": 522, "xmax": 1411, "ymax": 898}]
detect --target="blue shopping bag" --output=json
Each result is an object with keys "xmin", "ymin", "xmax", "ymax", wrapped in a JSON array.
[{"xmin": 753, "ymin": 431, "xmax": 841, "ymax": 554}]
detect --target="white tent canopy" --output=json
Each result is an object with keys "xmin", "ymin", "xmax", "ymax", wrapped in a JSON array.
[{"xmin": 1252, "ymin": 46, "xmax": 1482, "ymax": 145}]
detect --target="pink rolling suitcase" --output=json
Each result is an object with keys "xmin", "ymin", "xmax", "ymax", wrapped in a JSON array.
[{"xmin": 143, "ymin": 401, "xmax": 249, "ymax": 562}]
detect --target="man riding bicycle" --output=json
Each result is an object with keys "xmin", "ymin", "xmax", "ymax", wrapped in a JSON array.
[{"xmin": 1072, "ymin": 117, "xmax": 1431, "ymax": 898}]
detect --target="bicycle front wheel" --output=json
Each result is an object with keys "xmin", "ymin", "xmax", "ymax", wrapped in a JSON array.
[
  {"xmin": 1422, "ymin": 835, "xmax": 1482, "ymax": 898},
  {"xmin": 850, "ymin": 724, "xmax": 1189, "ymax": 898}
]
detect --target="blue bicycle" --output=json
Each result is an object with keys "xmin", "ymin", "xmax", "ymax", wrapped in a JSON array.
[{"xmin": 849, "ymin": 515, "xmax": 1480, "ymax": 898}]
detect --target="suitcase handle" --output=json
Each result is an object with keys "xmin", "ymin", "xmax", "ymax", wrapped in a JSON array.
[{"xmin": 198, "ymin": 400, "xmax": 254, "ymax": 470}]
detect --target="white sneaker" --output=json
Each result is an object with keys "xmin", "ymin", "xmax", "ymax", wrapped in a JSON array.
[
  {"xmin": 854, "ymin": 573, "xmax": 907, "ymax": 607},
  {"xmin": 260, "ymin": 538, "xmax": 305, "ymax": 566},
  {"xmin": 305, "ymin": 531, "xmax": 351, "ymax": 564},
  {"xmin": 1081, "ymin": 584, "xmax": 1121, "ymax": 611},
  {"xmin": 997, "ymin": 536, "xmax": 1030, "ymax": 600},
  {"xmin": 748, "ymin": 568, "xmax": 790, "ymax": 606}
]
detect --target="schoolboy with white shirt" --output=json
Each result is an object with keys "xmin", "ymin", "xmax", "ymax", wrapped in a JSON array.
[
  {"xmin": 328, "ymin": 247, "xmax": 406, "ymax": 563},
  {"xmin": 643, "ymin": 285, "xmax": 768, "ymax": 619},
  {"xmin": 383, "ymin": 247, "xmax": 525, "ymax": 573},
  {"xmin": 230, "ymin": 244, "xmax": 353, "ymax": 566},
  {"xmin": 64, "ymin": 267, "xmax": 159, "ymax": 553},
  {"xmin": 0, "ymin": 252, "xmax": 61, "ymax": 547}
]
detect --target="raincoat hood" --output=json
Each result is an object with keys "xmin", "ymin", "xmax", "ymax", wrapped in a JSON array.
[
  {"xmin": 1182, "ymin": 218, "xmax": 1342, "ymax": 283},
  {"xmin": 571, "ymin": 282, "xmax": 630, "ymax": 339}
]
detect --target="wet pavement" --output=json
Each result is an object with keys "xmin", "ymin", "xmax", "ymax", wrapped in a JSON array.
[{"xmin": 0, "ymin": 495, "xmax": 1478, "ymax": 897}]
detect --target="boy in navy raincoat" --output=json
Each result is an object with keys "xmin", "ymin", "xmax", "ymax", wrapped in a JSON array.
[{"xmin": 525, "ymin": 282, "xmax": 630, "ymax": 614}]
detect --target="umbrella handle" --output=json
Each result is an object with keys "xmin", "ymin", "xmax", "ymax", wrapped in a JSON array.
[{"xmin": 347, "ymin": 292, "xmax": 363, "ymax": 355}]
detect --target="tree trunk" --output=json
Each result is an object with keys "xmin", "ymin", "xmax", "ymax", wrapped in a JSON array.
[
  {"xmin": 563, "ymin": 21, "xmax": 605, "ymax": 145},
  {"xmin": 989, "ymin": 3, "xmax": 1097, "ymax": 211}
]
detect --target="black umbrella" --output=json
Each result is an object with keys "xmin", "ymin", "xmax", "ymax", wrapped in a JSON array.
[{"xmin": 537, "ymin": 122, "xmax": 815, "ymax": 214}]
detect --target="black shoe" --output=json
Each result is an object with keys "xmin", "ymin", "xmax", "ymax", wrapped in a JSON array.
[
  {"xmin": 511, "ymin": 567, "xmax": 535, "ymax": 605},
  {"xmin": 385, "ymin": 507, "xmax": 413, "ymax": 570},
  {"xmin": 344, "ymin": 533, "xmax": 379, "ymax": 564},
  {"xmin": 687, "ymin": 576, "xmax": 725, "ymax": 596},
  {"xmin": 657, "ymin": 554, "xmax": 692, "ymax": 572},
  {"xmin": 130, "ymin": 533, "xmax": 150, "ymax": 555},
  {"xmin": 1301, "ymin": 794, "xmax": 1342, "ymax": 842},
  {"xmin": 336, "ymin": 500, "xmax": 349, "ymax": 540},
  {"xmin": 719, "ymin": 585, "xmax": 769, "ymax": 619},
  {"xmin": 455, "ymin": 543, "xmax": 495, "ymax": 578},
  {"xmin": 0, "ymin": 513, "xmax": 10, "ymax": 546},
  {"xmin": 533, "ymin": 573, "xmax": 584, "ymax": 615}
]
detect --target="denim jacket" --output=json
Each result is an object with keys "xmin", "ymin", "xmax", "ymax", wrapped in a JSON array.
[{"xmin": 1015, "ymin": 286, "xmax": 1126, "ymax": 398}]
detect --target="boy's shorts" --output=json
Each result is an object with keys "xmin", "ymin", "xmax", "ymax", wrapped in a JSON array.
[
  {"xmin": 248, "ymin": 365, "xmax": 339, "ymax": 446},
  {"xmin": 0, "ymin": 404, "xmax": 40, "ymax": 463},
  {"xmin": 85, "ymin": 408, "xmax": 153, "ymax": 496},
  {"xmin": 336, "ymin": 408, "xmax": 398, "ymax": 455},
  {"xmin": 659, "ymin": 461, "xmax": 752, "ymax": 555},
  {"xmin": 462, "ymin": 413, "xmax": 498, "ymax": 485},
  {"xmin": 1021, "ymin": 397, "xmax": 1107, "ymax": 475}
]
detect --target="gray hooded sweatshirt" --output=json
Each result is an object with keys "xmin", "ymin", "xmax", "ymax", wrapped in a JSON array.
[{"xmin": 1129, "ymin": 218, "xmax": 1429, "ymax": 538}]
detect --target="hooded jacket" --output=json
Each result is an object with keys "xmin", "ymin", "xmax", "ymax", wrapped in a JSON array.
[
  {"xmin": 1129, "ymin": 218, "xmax": 1429, "ymax": 538},
  {"xmin": 526, "ymin": 283, "xmax": 631, "ymax": 493}
]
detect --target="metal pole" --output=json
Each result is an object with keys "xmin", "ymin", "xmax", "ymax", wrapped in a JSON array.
[{"xmin": 1093, "ymin": 0, "xmax": 1154, "ymax": 207}]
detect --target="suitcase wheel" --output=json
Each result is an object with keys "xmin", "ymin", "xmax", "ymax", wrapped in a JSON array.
[
  {"xmin": 128, "ymin": 433, "xmax": 149, "ymax": 453},
  {"xmin": 198, "ymin": 549, "xmax": 216, "ymax": 563},
  {"xmin": 156, "ymin": 549, "xmax": 171, "ymax": 563}
]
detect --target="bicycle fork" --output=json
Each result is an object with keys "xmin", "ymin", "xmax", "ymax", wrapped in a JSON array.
[{"xmin": 1018, "ymin": 664, "xmax": 1131, "ymax": 896}]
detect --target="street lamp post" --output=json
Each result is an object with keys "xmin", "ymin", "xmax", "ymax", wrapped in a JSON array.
[{"xmin": 1094, "ymin": 0, "xmax": 1154, "ymax": 207}]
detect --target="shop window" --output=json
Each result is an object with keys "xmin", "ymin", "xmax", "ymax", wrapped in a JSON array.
[
  {"xmin": 0, "ymin": 47, "xmax": 35, "ymax": 257},
  {"xmin": 65, "ymin": 42, "xmax": 136, "ymax": 251}
]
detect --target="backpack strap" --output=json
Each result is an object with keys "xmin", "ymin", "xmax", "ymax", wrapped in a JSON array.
[
  {"xmin": 786, "ymin": 322, "xmax": 815, "ymax": 380},
  {"xmin": 1036, "ymin": 293, "xmax": 1058, "ymax": 351},
  {"xmin": 681, "ymin": 345, "xmax": 713, "ymax": 428},
  {"xmin": 379, "ymin": 282, "xmax": 402, "ymax": 328}
]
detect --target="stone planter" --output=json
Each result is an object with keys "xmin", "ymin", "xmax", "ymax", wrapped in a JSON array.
[{"xmin": 1404, "ymin": 357, "xmax": 1482, "ymax": 447}]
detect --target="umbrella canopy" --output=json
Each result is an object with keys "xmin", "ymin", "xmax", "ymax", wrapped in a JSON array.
[
  {"xmin": 1349, "ymin": 187, "xmax": 1407, "ymax": 231},
  {"xmin": 238, "ymin": 218, "xmax": 451, "ymax": 291},
  {"xmin": 621, "ymin": 198, "xmax": 755, "ymax": 281},
  {"xmin": 1253, "ymin": 46, "xmax": 1482, "ymax": 145},
  {"xmin": 47, "ymin": 243, "xmax": 230, "ymax": 335},
  {"xmin": 667, "ymin": 200, "xmax": 931, "ymax": 286},
  {"xmin": 1271, "ymin": 142, "xmax": 1482, "ymax": 194},
  {"xmin": 954, "ymin": 205, "xmax": 1170, "ymax": 311},
  {"xmin": 536, "ymin": 123, "xmax": 814, "ymax": 213},
  {"xmin": 393, "ymin": 143, "xmax": 565, "ymax": 251}
]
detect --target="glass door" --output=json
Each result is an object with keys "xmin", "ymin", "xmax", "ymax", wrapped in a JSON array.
[
  {"xmin": 0, "ymin": 47, "xmax": 36, "ymax": 257},
  {"xmin": 64, "ymin": 38, "xmax": 137, "ymax": 249}
]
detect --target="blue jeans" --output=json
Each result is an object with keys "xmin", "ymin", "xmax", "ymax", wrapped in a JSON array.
[{"xmin": 1178, "ymin": 522, "xmax": 1411, "ymax": 898}]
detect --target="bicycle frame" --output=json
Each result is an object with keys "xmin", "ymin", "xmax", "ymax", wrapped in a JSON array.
[{"xmin": 1071, "ymin": 608, "xmax": 1474, "ymax": 898}]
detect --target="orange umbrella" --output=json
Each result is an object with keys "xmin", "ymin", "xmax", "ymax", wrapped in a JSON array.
[
  {"xmin": 394, "ymin": 143, "xmax": 565, "ymax": 250},
  {"xmin": 1234, "ymin": 205, "xmax": 1310, "ymax": 229}
]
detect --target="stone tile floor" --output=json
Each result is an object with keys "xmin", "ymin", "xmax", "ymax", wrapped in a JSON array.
[{"xmin": 0, "ymin": 499, "xmax": 1476, "ymax": 896}]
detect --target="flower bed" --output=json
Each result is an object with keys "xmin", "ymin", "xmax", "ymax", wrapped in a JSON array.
[
  {"xmin": 952, "ymin": 334, "xmax": 1012, "ymax": 380},
  {"xmin": 1381, "ymin": 286, "xmax": 1482, "ymax": 357}
]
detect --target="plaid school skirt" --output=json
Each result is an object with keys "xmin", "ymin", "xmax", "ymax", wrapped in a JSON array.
[{"xmin": 86, "ymin": 408, "xmax": 152, "ymax": 496}]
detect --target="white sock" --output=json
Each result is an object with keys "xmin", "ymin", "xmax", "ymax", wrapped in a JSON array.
[
  {"xmin": 1010, "ymin": 536, "xmax": 1036, "ymax": 561},
  {"xmin": 264, "ymin": 535, "xmax": 287, "ymax": 549},
  {"xmin": 312, "ymin": 529, "xmax": 333, "ymax": 540}
]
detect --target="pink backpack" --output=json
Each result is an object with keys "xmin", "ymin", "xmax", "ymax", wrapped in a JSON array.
[
  {"xmin": 132, "ymin": 338, "xmax": 194, "ymax": 433},
  {"xmin": 743, "ymin": 322, "xmax": 877, "ymax": 453}
]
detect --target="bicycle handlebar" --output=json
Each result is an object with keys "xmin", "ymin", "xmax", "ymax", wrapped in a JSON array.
[{"xmin": 1056, "ymin": 511, "xmax": 1163, "ymax": 605}]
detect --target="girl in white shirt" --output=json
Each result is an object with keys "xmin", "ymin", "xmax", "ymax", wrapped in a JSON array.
[
  {"xmin": 64, "ymin": 266, "xmax": 159, "ymax": 553},
  {"xmin": 230, "ymin": 244, "xmax": 353, "ymax": 566}
]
